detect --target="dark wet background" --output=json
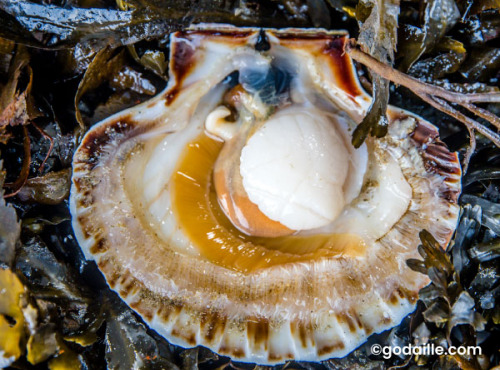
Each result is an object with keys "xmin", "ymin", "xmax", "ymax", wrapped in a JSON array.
[{"xmin": 0, "ymin": 0, "xmax": 499, "ymax": 368}]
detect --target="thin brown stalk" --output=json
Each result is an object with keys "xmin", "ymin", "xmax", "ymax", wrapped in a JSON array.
[
  {"xmin": 463, "ymin": 126, "xmax": 476, "ymax": 174},
  {"xmin": 388, "ymin": 354, "xmax": 413, "ymax": 369},
  {"xmin": 461, "ymin": 103, "xmax": 500, "ymax": 130},
  {"xmin": 346, "ymin": 41, "xmax": 500, "ymax": 104},
  {"xmin": 419, "ymin": 94, "xmax": 500, "ymax": 146},
  {"xmin": 32, "ymin": 122, "xmax": 54, "ymax": 174}
]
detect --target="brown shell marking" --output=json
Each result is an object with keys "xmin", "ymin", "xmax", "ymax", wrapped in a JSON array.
[
  {"xmin": 163, "ymin": 38, "xmax": 196, "ymax": 105},
  {"xmin": 385, "ymin": 110, "xmax": 461, "ymax": 246},
  {"xmin": 75, "ymin": 116, "xmax": 135, "ymax": 171},
  {"xmin": 270, "ymin": 30, "xmax": 362, "ymax": 99},
  {"xmin": 411, "ymin": 120, "xmax": 461, "ymax": 203},
  {"xmin": 165, "ymin": 28, "xmax": 258, "ymax": 106}
]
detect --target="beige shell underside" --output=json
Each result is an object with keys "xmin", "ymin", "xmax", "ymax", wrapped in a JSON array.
[{"xmin": 70, "ymin": 25, "xmax": 461, "ymax": 364}]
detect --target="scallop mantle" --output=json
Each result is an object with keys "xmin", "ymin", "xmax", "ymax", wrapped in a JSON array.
[{"xmin": 70, "ymin": 25, "xmax": 461, "ymax": 364}]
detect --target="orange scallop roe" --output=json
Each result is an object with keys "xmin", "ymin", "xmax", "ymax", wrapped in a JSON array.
[
  {"xmin": 213, "ymin": 167, "xmax": 294, "ymax": 237},
  {"xmin": 171, "ymin": 132, "xmax": 367, "ymax": 273}
]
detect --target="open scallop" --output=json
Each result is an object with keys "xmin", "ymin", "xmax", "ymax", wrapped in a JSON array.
[{"xmin": 70, "ymin": 25, "xmax": 461, "ymax": 364}]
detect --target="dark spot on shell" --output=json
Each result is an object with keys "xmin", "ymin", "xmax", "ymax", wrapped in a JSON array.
[
  {"xmin": 168, "ymin": 311, "xmax": 198, "ymax": 346},
  {"xmin": 219, "ymin": 346, "xmax": 245, "ymax": 358},
  {"xmin": 164, "ymin": 87, "xmax": 181, "ymax": 106},
  {"xmin": 267, "ymin": 352, "xmax": 291, "ymax": 362},
  {"xmin": 317, "ymin": 342, "xmax": 345, "ymax": 356},
  {"xmin": 426, "ymin": 143, "xmax": 458, "ymax": 162},
  {"xmin": 378, "ymin": 316, "xmax": 392, "ymax": 326},
  {"xmin": 363, "ymin": 324, "xmax": 373, "ymax": 336},
  {"xmin": 322, "ymin": 37, "xmax": 362, "ymax": 98},
  {"xmin": 442, "ymin": 189, "xmax": 460, "ymax": 203},
  {"xmin": 76, "ymin": 190, "xmax": 93, "ymax": 208},
  {"xmin": 118, "ymin": 274, "xmax": 136, "ymax": 297},
  {"xmin": 291, "ymin": 321, "xmax": 315, "ymax": 348},
  {"xmin": 105, "ymin": 268, "xmax": 120, "ymax": 289},
  {"xmin": 399, "ymin": 287, "xmax": 419, "ymax": 304},
  {"xmin": 90, "ymin": 238, "xmax": 108, "ymax": 254},
  {"xmin": 255, "ymin": 29, "xmax": 271, "ymax": 51},
  {"xmin": 72, "ymin": 177, "xmax": 84, "ymax": 192},
  {"xmin": 78, "ymin": 117, "xmax": 135, "ymax": 171},
  {"xmin": 143, "ymin": 310, "xmax": 154, "ymax": 322},
  {"xmin": 411, "ymin": 121, "xmax": 438, "ymax": 145},
  {"xmin": 411, "ymin": 121, "xmax": 461, "ymax": 197},
  {"xmin": 336, "ymin": 312, "xmax": 357, "ymax": 333},
  {"xmin": 164, "ymin": 38, "xmax": 196, "ymax": 105},
  {"xmin": 129, "ymin": 299, "xmax": 154, "ymax": 322},
  {"xmin": 200, "ymin": 311, "xmax": 227, "ymax": 344},
  {"xmin": 247, "ymin": 317, "xmax": 269, "ymax": 351},
  {"xmin": 389, "ymin": 287, "xmax": 419, "ymax": 305},
  {"xmin": 77, "ymin": 215, "xmax": 95, "ymax": 239},
  {"xmin": 157, "ymin": 302, "xmax": 182, "ymax": 323},
  {"xmin": 353, "ymin": 314, "xmax": 364, "ymax": 330},
  {"xmin": 389, "ymin": 292, "xmax": 399, "ymax": 305}
]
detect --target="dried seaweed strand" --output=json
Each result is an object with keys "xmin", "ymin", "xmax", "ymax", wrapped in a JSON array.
[
  {"xmin": 463, "ymin": 126, "xmax": 476, "ymax": 173},
  {"xmin": 388, "ymin": 354, "xmax": 414, "ymax": 369},
  {"xmin": 346, "ymin": 41, "xmax": 500, "ymax": 104},
  {"xmin": 4, "ymin": 126, "xmax": 31, "ymax": 198},
  {"xmin": 32, "ymin": 122, "xmax": 54, "ymax": 174},
  {"xmin": 461, "ymin": 102, "xmax": 500, "ymax": 130},
  {"xmin": 423, "ymin": 95, "xmax": 500, "ymax": 146}
]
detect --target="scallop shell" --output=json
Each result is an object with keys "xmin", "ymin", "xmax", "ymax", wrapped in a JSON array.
[{"xmin": 70, "ymin": 25, "xmax": 461, "ymax": 364}]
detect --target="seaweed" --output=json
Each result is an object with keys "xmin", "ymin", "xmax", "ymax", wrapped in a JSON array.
[
  {"xmin": 0, "ymin": 162, "xmax": 20, "ymax": 267},
  {"xmin": 398, "ymin": 0, "xmax": 460, "ymax": 72},
  {"xmin": 351, "ymin": 0, "xmax": 398, "ymax": 147},
  {"xmin": 0, "ymin": 0, "xmax": 332, "ymax": 50}
]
